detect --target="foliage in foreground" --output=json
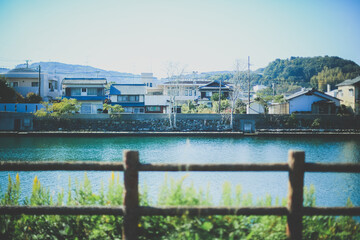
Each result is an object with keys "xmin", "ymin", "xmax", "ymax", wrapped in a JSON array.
[
  {"xmin": 34, "ymin": 98, "xmax": 81, "ymax": 117},
  {"xmin": 1, "ymin": 173, "xmax": 359, "ymax": 240}
]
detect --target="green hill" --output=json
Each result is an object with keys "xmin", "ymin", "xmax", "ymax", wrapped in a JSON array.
[{"xmin": 262, "ymin": 56, "xmax": 360, "ymax": 88}]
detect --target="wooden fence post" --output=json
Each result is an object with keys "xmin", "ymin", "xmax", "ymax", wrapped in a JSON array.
[
  {"xmin": 286, "ymin": 150, "xmax": 305, "ymax": 240},
  {"xmin": 123, "ymin": 150, "xmax": 139, "ymax": 240}
]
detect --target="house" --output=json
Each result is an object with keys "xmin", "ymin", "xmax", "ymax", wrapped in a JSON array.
[
  {"xmin": 275, "ymin": 88, "xmax": 340, "ymax": 114},
  {"xmin": 336, "ymin": 76, "xmax": 360, "ymax": 114},
  {"xmin": 160, "ymin": 79, "xmax": 209, "ymax": 104},
  {"xmin": 62, "ymin": 78, "xmax": 107, "ymax": 114},
  {"xmin": 246, "ymin": 102, "xmax": 265, "ymax": 114},
  {"xmin": 4, "ymin": 67, "xmax": 61, "ymax": 101},
  {"xmin": 198, "ymin": 80, "xmax": 232, "ymax": 100},
  {"xmin": 109, "ymin": 84, "xmax": 146, "ymax": 113},
  {"xmin": 144, "ymin": 95, "xmax": 169, "ymax": 113}
]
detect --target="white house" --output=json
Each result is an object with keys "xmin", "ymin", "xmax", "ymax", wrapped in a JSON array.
[
  {"xmin": 286, "ymin": 88, "xmax": 340, "ymax": 114},
  {"xmin": 62, "ymin": 78, "xmax": 107, "ymax": 114},
  {"xmin": 246, "ymin": 102, "xmax": 265, "ymax": 114},
  {"xmin": 144, "ymin": 95, "xmax": 169, "ymax": 113},
  {"xmin": 4, "ymin": 67, "xmax": 61, "ymax": 101},
  {"xmin": 109, "ymin": 84, "xmax": 146, "ymax": 113}
]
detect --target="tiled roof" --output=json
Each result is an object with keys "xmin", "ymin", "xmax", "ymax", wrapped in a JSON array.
[
  {"xmin": 286, "ymin": 88, "xmax": 339, "ymax": 102},
  {"xmin": 336, "ymin": 76, "xmax": 360, "ymax": 86},
  {"xmin": 62, "ymin": 78, "xmax": 107, "ymax": 85},
  {"xmin": 62, "ymin": 96, "xmax": 106, "ymax": 101},
  {"xmin": 109, "ymin": 84, "xmax": 146, "ymax": 95}
]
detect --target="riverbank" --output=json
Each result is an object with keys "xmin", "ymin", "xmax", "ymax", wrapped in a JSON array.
[{"xmin": 1, "ymin": 129, "xmax": 360, "ymax": 137}]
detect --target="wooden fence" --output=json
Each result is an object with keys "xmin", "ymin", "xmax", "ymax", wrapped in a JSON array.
[{"xmin": 1, "ymin": 150, "xmax": 360, "ymax": 240}]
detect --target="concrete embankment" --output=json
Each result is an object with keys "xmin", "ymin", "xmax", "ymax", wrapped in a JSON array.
[{"xmin": 1, "ymin": 130, "xmax": 360, "ymax": 137}]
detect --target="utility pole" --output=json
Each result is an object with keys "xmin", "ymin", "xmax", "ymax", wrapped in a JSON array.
[
  {"xmin": 218, "ymin": 78, "xmax": 222, "ymax": 113},
  {"xmin": 248, "ymin": 56, "xmax": 251, "ymax": 106},
  {"xmin": 38, "ymin": 65, "xmax": 41, "ymax": 96}
]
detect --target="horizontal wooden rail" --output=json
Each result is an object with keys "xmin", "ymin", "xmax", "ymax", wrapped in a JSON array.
[
  {"xmin": 0, "ymin": 205, "xmax": 124, "ymax": 215},
  {"xmin": 1, "ymin": 150, "xmax": 360, "ymax": 240},
  {"xmin": 2, "ymin": 205, "xmax": 360, "ymax": 217},
  {"xmin": 2, "ymin": 161, "xmax": 360, "ymax": 173},
  {"xmin": 0, "ymin": 161, "xmax": 124, "ymax": 171},
  {"xmin": 139, "ymin": 163, "xmax": 289, "ymax": 171},
  {"xmin": 140, "ymin": 206, "xmax": 288, "ymax": 216}
]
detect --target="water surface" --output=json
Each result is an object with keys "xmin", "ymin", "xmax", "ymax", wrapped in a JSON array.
[{"xmin": 0, "ymin": 135, "xmax": 359, "ymax": 207}]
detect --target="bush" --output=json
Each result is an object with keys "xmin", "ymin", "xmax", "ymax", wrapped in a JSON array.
[
  {"xmin": 311, "ymin": 118, "xmax": 321, "ymax": 129},
  {"xmin": 25, "ymin": 92, "xmax": 42, "ymax": 103},
  {"xmin": 34, "ymin": 98, "xmax": 80, "ymax": 117},
  {"xmin": 1, "ymin": 174, "xmax": 359, "ymax": 239}
]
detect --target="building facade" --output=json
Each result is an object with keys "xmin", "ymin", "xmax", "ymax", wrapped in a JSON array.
[
  {"xmin": 62, "ymin": 78, "xmax": 107, "ymax": 114},
  {"xmin": 109, "ymin": 84, "xmax": 146, "ymax": 113},
  {"xmin": 336, "ymin": 76, "xmax": 360, "ymax": 114},
  {"xmin": 4, "ymin": 67, "xmax": 61, "ymax": 101}
]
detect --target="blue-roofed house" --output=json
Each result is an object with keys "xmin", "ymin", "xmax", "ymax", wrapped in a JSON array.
[
  {"xmin": 62, "ymin": 78, "xmax": 107, "ymax": 114},
  {"xmin": 109, "ymin": 84, "xmax": 146, "ymax": 113}
]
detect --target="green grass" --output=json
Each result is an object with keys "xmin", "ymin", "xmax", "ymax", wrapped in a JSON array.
[{"xmin": 1, "ymin": 173, "xmax": 359, "ymax": 239}]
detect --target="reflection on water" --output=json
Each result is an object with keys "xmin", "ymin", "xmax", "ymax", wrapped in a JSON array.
[{"xmin": 0, "ymin": 135, "xmax": 360, "ymax": 207}]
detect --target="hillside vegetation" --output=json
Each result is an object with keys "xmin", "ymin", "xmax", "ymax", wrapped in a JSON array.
[{"xmin": 208, "ymin": 56, "xmax": 360, "ymax": 94}]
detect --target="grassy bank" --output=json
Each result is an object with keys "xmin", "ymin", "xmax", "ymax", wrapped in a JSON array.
[{"xmin": 1, "ymin": 173, "xmax": 359, "ymax": 239}]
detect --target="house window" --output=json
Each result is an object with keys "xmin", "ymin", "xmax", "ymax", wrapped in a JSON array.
[
  {"xmin": 87, "ymin": 88, "xmax": 97, "ymax": 96},
  {"xmin": 71, "ymin": 88, "xmax": 81, "ymax": 96},
  {"xmin": 32, "ymin": 82, "xmax": 39, "ymax": 87},
  {"xmin": 205, "ymin": 92, "xmax": 212, "ymax": 97},
  {"xmin": 146, "ymin": 106, "xmax": 161, "ymax": 112},
  {"xmin": 12, "ymin": 82, "xmax": 19, "ymax": 87},
  {"xmin": 338, "ymin": 90, "xmax": 343, "ymax": 97},
  {"xmin": 82, "ymin": 88, "xmax": 86, "ymax": 93},
  {"xmin": 97, "ymin": 88, "xmax": 103, "ymax": 96},
  {"xmin": 150, "ymin": 83, "xmax": 153, "ymax": 87},
  {"xmin": 349, "ymin": 89, "xmax": 354, "ymax": 97},
  {"xmin": 117, "ymin": 95, "xmax": 140, "ymax": 102},
  {"xmin": 185, "ymin": 90, "xmax": 188, "ymax": 96},
  {"xmin": 189, "ymin": 90, "xmax": 192, "ymax": 96},
  {"xmin": 49, "ymin": 82, "xmax": 54, "ymax": 92}
]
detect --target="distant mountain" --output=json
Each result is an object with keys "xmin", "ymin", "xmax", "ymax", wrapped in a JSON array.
[
  {"xmin": 0, "ymin": 68, "xmax": 9, "ymax": 74},
  {"xmin": 15, "ymin": 62, "xmax": 142, "ymax": 84}
]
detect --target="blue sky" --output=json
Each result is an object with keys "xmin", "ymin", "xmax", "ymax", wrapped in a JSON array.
[{"xmin": 0, "ymin": 0, "xmax": 359, "ymax": 77}]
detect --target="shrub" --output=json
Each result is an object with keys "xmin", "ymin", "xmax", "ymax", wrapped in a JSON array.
[
  {"xmin": 311, "ymin": 118, "xmax": 321, "ymax": 129},
  {"xmin": 25, "ymin": 92, "xmax": 42, "ymax": 103},
  {"xmin": 34, "ymin": 98, "xmax": 80, "ymax": 117},
  {"xmin": 1, "ymin": 174, "xmax": 359, "ymax": 239}
]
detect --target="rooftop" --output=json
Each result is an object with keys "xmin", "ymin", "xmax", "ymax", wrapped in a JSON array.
[{"xmin": 336, "ymin": 76, "xmax": 360, "ymax": 87}]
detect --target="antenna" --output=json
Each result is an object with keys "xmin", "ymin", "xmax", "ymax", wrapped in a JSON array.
[{"xmin": 25, "ymin": 59, "xmax": 31, "ymax": 68}]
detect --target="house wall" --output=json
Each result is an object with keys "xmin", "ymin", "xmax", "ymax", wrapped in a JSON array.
[
  {"xmin": 338, "ymin": 85, "xmax": 358, "ymax": 114},
  {"xmin": 289, "ymin": 95, "xmax": 327, "ymax": 113},
  {"xmin": 247, "ymin": 102, "xmax": 265, "ymax": 114}
]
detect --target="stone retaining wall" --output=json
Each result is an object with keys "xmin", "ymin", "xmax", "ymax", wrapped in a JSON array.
[{"xmin": 1, "ymin": 112, "xmax": 360, "ymax": 132}]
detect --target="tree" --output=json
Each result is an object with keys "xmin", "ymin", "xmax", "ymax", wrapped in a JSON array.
[
  {"xmin": 0, "ymin": 77, "xmax": 17, "ymax": 103},
  {"xmin": 165, "ymin": 62, "xmax": 186, "ymax": 129},
  {"xmin": 26, "ymin": 92, "xmax": 42, "ymax": 103},
  {"xmin": 229, "ymin": 59, "xmax": 247, "ymax": 129},
  {"xmin": 103, "ymin": 103, "xmax": 124, "ymax": 114},
  {"xmin": 34, "ymin": 98, "xmax": 81, "ymax": 117}
]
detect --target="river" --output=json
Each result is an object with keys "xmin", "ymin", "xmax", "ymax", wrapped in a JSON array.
[{"xmin": 0, "ymin": 135, "xmax": 359, "ymax": 207}]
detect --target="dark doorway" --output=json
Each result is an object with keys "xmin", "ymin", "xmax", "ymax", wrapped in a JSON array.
[{"xmin": 14, "ymin": 119, "xmax": 21, "ymax": 131}]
